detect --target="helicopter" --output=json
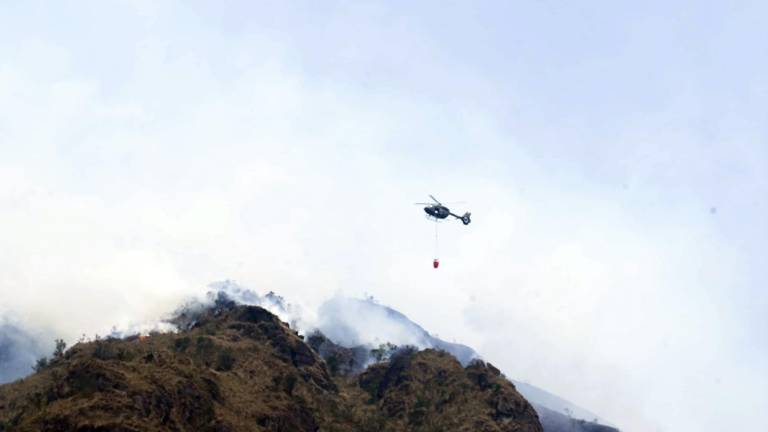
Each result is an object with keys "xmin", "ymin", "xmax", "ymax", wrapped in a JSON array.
[{"xmin": 416, "ymin": 195, "xmax": 471, "ymax": 225}]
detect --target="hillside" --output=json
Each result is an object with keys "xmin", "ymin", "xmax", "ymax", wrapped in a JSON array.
[
  {"xmin": 0, "ymin": 302, "xmax": 543, "ymax": 432},
  {"xmin": 312, "ymin": 295, "xmax": 619, "ymax": 432}
]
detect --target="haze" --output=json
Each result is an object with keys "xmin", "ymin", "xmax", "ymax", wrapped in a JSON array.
[{"xmin": 1, "ymin": 2, "xmax": 767, "ymax": 431}]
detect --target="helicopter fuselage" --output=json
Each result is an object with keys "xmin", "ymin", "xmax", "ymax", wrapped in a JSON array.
[{"xmin": 424, "ymin": 205, "xmax": 451, "ymax": 219}]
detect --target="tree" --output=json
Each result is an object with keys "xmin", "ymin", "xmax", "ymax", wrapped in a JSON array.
[
  {"xmin": 33, "ymin": 356, "xmax": 49, "ymax": 372},
  {"xmin": 53, "ymin": 339, "xmax": 66, "ymax": 360},
  {"xmin": 370, "ymin": 342, "xmax": 399, "ymax": 362}
]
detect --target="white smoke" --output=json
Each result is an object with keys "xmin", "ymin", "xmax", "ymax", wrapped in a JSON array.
[
  {"xmin": 316, "ymin": 296, "xmax": 429, "ymax": 348},
  {"xmin": 0, "ymin": 318, "xmax": 50, "ymax": 384}
]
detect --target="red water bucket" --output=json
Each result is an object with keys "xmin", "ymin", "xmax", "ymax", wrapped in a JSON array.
[{"xmin": 433, "ymin": 259, "xmax": 439, "ymax": 269}]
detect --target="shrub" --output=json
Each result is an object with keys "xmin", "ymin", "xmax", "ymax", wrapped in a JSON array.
[
  {"xmin": 93, "ymin": 340, "xmax": 121, "ymax": 360},
  {"xmin": 370, "ymin": 342, "xmax": 398, "ymax": 363},
  {"xmin": 174, "ymin": 336, "xmax": 191, "ymax": 352},
  {"xmin": 326, "ymin": 354, "xmax": 340, "ymax": 375},
  {"xmin": 195, "ymin": 336, "xmax": 217, "ymax": 366},
  {"xmin": 216, "ymin": 348, "xmax": 236, "ymax": 371},
  {"xmin": 33, "ymin": 356, "xmax": 49, "ymax": 372}
]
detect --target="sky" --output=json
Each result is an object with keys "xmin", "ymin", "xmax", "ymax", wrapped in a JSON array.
[{"xmin": 1, "ymin": 1, "xmax": 767, "ymax": 430}]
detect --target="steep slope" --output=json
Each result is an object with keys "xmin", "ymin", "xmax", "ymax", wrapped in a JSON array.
[
  {"xmin": 182, "ymin": 283, "xmax": 617, "ymax": 431},
  {"xmin": 315, "ymin": 296, "xmax": 618, "ymax": 431},
  {"xmin": 0, "ymin": 304, "xmax": 543, "ymax": 432},
  {"xmin": 0, "ymin": 305, "xmax": 337, "ymax": 431},
  {"xmin": 308, "ymin": 332, "xmax": 541, "ymax": 431},
  {"xmin": 513, "ymin": 383, "xmax": 618, "ymax": 432},
  {"xmin": 355, "ymin": 350, "xmax": 541, "ymax": 432},
  {"xmin": 535, "ymin": 406, "xmax": 619, "ymax": 432}
]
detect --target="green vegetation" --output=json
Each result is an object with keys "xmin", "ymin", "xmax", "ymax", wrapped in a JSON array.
[
  {"xmin": 53, "ymin": 339, "xmax": 66, "ymax": 360},
  {"xmin": 174, "ymin": 336, "xmax": 191, "ymax": 352},
  {"xmin": 216, "ymin": 347, "xmax": 236, "ymax": 371},
  {"xmin": 32, "ymin": 356, "xmax": 48, "ymax": 373},
  {"xmin": 32, "ymin": 338, "xmax": 68, "ymax": 372},
  {"xmin": 370, "ymin": 342, "xmax": 399, "ymax": 362}
]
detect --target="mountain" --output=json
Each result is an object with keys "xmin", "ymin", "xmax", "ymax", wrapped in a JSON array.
[
  {"xmin": 511, "ymin": 382, "xmax": 617, "ymax": 432},
  {"xmin": 313, "ymin": 297, "xmax": 618, "ymax": 432},
  {"xmin": 0, "ymin": 287, "xmax": 618, "ymax": 432},
  {"xmin": 0, "ymin": 301, "xmax": 543, "ymax": 432},
  {"xmin": 535, "ymin": 406, "xmax": 619, "ymax": 432}
]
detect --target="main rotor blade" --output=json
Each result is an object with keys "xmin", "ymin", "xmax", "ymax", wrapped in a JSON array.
[
  {"xmin": 429, "ymin": 195, "xmax": 441, "ymax": 204},
  {"xmin": 414, "ymin": 202, "xmax": 433, "ymax": 205}
]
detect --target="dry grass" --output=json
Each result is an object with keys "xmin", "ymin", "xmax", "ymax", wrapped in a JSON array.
[{"xmin": 0, "ymin": 305, "xmax": 542, "ymax": 432}]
